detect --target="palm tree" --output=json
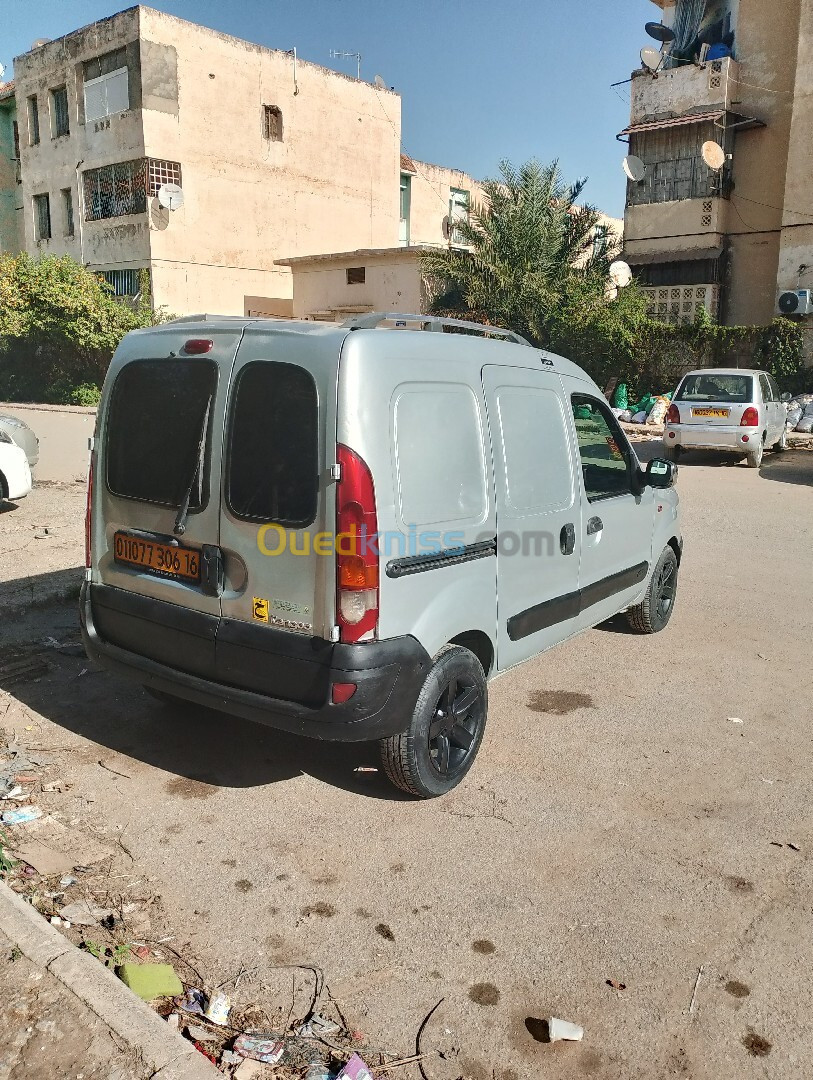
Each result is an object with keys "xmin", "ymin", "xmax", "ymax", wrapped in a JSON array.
[{"xmin": 420, "ymin": 158, "xmax": 616, "ymax": 346}]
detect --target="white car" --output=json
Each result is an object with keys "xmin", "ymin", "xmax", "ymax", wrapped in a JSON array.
[
  {"xmin": 663, "ymin": 368, "xmax": 787, "ymax": 469},
  {"xmin": 0, "ymin": 438, "xmax": 33, "ymax": 504}
]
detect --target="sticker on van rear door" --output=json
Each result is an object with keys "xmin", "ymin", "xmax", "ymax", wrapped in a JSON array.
[{"xmin": 252, "ymin": 597, "xmax": 269, "ymax": 622}]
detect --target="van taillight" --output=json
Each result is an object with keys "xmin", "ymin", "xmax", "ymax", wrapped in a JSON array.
[
  {"xmin": 666, "ymin": 403, "xmax": 680, "ymax": 424},
  {"xmin": 741, "ymin": 407, "xmax": 759, "ymax": 427},
  {"xmin": 85, "ymin": 456, "xmax": 94, "ymax": 568},
  {"xmin": 335, "ymin": 444, "xmax": 378, "ymax": 643}
]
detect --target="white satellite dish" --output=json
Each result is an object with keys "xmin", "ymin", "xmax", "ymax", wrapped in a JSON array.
[
  {"xmin": 609, "ymin": 261, "xmax": 633, "ymax": 288},
  {"xmin": 157, "ymin": 183, "xmax": 184, "ymax": 211},
  {"xmin": 701, "ymin": 141, "xmax": 727, "ymax": 170},
  {"xmin": 623, "ymin": 155, "xmax": 647, "ymax": 182},
  {"xmin": 374, "ymin": 74, "xmax": 386, "ymax": 89},
  {"xmin": 640, "ymin": 46, "xmax": 662, "ymax": 72}
]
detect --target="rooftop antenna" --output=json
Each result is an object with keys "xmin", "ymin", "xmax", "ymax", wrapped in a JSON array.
[{"xmin": 329, "ymin": 48, "xmax": 361, "ymax": 80}]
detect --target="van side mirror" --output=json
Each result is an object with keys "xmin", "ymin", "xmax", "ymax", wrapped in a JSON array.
[{"xmin": 645, "ymin": 458, "xmax": 677, "ymax": 489}]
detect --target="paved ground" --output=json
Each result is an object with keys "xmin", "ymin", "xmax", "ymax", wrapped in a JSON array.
[{"xmin": 1, "ymin": 447, "xmax": 812, "ymax": 1079}]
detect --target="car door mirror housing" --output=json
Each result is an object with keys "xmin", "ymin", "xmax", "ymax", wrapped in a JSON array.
[{"xmin": 645, "ymin": 458, "xmax": 677, "ymax": 489}]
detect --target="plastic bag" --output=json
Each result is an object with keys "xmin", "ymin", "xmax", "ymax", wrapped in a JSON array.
[
  {"xmin": 804, "ymin": 402, "xmax": 813, "ymax": 417},
  {"xmin": 631, "ymin": 410, "xmax": 647, "ymax": 424},
  {"xmin": 647, "ymin": 397, "xmax": 670, "ymax": 425},
  {"xmin": 618, "ymin": 409, "xmax": 633, "ymax": 423},
  {"xmin": 573, "ymin": 405, "xmax": 593, "ymax": 420},
  {"xmin": 612, "ymin": 383, "xmax": 629, "ymax": 410},
  {"xmin": 635, "ymin": 393, "xmax": 657, "ymax": 416},
  {"xmin": 792, "ymin": 393, "xmax": 813, "ymax": 409},
  {"xmin": 795, "ymin": 415, "xmax": 813, "ymax": 433},
  {"xmin": 786, "ymin": 404, "xmax": 803, "ymax": 429}
]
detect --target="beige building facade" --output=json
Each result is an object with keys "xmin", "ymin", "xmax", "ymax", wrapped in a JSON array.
[
  {"xmin": 1, "ymin": 6, "xmax": 481, "ymax": 317},
  {"xmin": 623, "ymin": 0, "xmax": 812, "ymax": 332}
]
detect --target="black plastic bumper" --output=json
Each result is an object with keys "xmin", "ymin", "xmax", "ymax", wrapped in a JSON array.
[{"xmin": 80, "ymin": 582, "xmax": 429, "ymax": 741}]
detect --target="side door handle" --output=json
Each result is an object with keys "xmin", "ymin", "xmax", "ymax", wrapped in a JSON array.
[
  {"xmin": 560, "ymin": 523, "xmax": 576, "ymax": 555},
  {"xmin": 587, "ymin": 515, "xmax": 603, "ymax": 536}
]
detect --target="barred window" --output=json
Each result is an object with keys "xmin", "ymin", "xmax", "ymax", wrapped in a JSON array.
[
  {"xmin": 101, "ymin": 269, "xmax": 140, "ymax": 296},
  {"xmin": 34, "ymin": 193, "xmax": 51, "ymax": 240},
  {"xmin": 27, "ymin": 95, "xmax": 39, "ymax": 145},
  {"xmin": 263, "ymin": 104, "xmax": 283, "ymax": 141},
  {"xmin": 83, "ymin": 158, "xmax": 182, "ymax": 220},
  {"xmin": 51, "ymin": 86, "xmax": 69, "ymax": 137}
]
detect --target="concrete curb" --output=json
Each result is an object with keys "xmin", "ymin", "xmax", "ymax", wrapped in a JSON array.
[{"xmin": 0, "ymin": 880, "xmax": 220, "ymax": 1079}]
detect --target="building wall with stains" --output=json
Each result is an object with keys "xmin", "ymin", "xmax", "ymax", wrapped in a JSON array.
[
  {"xmin": 0, "ymin": 92, "xmax": 23, "ymax": 254},
  {"xmin": 403, "ymin": 158, "xmax": 484, "ymax": 248}
]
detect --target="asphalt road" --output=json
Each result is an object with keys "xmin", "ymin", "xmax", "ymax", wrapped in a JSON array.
[{"xmin": 2, "ymin": 446, "xmax": 812, "ymax": 1079}]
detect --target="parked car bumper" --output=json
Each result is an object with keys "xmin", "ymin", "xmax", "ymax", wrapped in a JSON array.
[
  {"xmin": 80, "ymin": 581, "xmax": 430, "ymax": 741},
  {"xmin": 664, "ymin": 424, "xmax": 762, "ymax": 453},
  {"xmin": 0, "ymin": 445, "xmax": 32, "ymax": 500}
]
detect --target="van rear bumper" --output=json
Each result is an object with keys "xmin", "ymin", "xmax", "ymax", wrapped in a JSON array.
[{"xmin": 80, "ymin": 582, "xmax": 429, "ymax": 741}]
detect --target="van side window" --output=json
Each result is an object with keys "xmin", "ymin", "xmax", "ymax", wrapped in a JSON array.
[
  {"xmin": 571, "ymin": 395, "xmax": 633, "ymax": 502},
  {"xmin": 106, "ymin": 359, "xmax": 217, "ymax": 508},
  {"xmin": 227, "ymin": 361, "xmax": 318, "ymax": 527},
  {"xmin": 495, "ymin": 385, "xmax": 573, "ymax": 514},
  {"xmin": 759, "ymin": 374, "xmax": 773, "ymax": 402}
]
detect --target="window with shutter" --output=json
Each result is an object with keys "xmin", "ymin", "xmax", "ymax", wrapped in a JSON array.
[{"xmin": 84, "ymin": 67, "xmax": 129, "ymax": 123}]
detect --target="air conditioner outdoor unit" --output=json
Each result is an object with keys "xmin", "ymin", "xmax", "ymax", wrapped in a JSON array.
[{"xmin": 777, "ymin": 289, "xmax": 813, "ymax": 316}]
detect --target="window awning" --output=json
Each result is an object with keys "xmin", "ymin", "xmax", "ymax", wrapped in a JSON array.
[
  {"xmin": 618, "ymin": 110, "xmax": 763, "ymax": 139},
  {"xmin": 623, "ymin": 245, "xmax": 724, "ymax": 265}
]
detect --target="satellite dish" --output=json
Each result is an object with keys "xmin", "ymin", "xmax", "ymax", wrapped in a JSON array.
[
  {"xmin": 623, "ymin": 156, "xmax": 647, "ymax": 182},
  {"xmin": 609, "ymin": 261, "xmax": 633, "ymax": 288},
  {"xmin": 645, "ymin": 22, "xmax": 675, "ymax": 43},
  {"xmin": 157, "ymin": 183, "xmax": 184, "ymax": 211},
  {"xmin": 701, "ymin": 141, "xmax": 727, "ymax": 170},
  {"xmin": 31, "ymin": 38, "xmax": 52, "ymax": 49},
  {"xmin": 374, "ymin": 74, "xmax": 386, "ymax": 89},
  {"xmin": 442, "ymin": 215, "xmax": 452, "ymax": 240},
  {"xmin": 640, "ymin": 47, "xmax": 663, "ymax": 72}
]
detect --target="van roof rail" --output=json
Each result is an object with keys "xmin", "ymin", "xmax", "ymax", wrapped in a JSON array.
[{"xmin": 341, "ymin": 312, "xmax": 531, "ymax": 347}]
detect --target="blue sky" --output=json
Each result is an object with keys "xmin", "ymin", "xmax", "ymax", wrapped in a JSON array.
[{"xmin": 4, "ymin": 0, "xmax": 656, "ymax": 217}]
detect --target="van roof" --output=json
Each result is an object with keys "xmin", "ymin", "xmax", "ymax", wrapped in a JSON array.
[{"xmin": 130, "ymin": 314, "xmax": 599, "ymax": 384}]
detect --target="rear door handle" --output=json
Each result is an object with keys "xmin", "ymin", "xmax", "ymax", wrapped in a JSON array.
[
  {"xmin": 587, "ymin": 516, "xmax": 603, "ymax": 535},
  {"xmin": 560, "ymin": 523, "xmax": 576, "ymax": 555}
]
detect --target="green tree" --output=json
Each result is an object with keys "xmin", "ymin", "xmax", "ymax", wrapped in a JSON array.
[
  {"xmin": 0, "ymin": 253, "xmax": 161, "ymax": 404},
  {"xmin": 420, "ymin": 158, "xmax": 630, "ymax": 347}
]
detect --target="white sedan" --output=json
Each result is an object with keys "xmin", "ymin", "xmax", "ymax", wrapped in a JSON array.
[{"xmin": 0, "ymin": 436, "xmax": 32, "ymax": 504}]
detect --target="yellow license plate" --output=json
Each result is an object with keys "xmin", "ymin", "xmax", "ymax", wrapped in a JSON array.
[
  {"xmin": 692, "ymin": 407, "xmax": 730, "ymax": 418},
  {"xmin": 113, "ymin": 532, "xmax": 201, "ymax": 582}
]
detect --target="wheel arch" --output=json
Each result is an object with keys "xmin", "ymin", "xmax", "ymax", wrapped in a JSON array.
[
  {"xmin": 667, "ymin": 536, "xmax": 682, "ymax": 567},
  {"xmin": 0, "ymin": 469, "xmax": 8, "ymax": 500},
  {"xmin": 448, "ymin": 630, "xmax": 495, "ymax": 676}
]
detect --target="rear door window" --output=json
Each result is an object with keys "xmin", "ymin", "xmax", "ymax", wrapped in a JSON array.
[
  {"xmin": 106, "ymin": 359, "xmax": 217, "ymax": 508},
  {"xmin": 759, "ymin": 374, "xmax": 774, "ymax": 402},
  {"xmin": 226, "ymin": 361, "xmax": 318, "ymax": 527},
  {"xmin": 676, "ymin": 374, "xmax": 754, "ymax": 403}
]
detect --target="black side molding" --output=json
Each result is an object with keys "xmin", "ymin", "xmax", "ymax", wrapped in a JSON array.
[
  {"xmin": 508, "ymin": 561, "xmax": 649, "ymax": 642},
  {"xmin": 386, "ymin": 538, "xmax": 497, "ymax": 579}
]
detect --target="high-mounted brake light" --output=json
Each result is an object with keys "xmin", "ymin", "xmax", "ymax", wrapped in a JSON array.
[
  {"xmin": 335, "ymin": 444, "xmax": 378, "ymax": 644},
  {"xmin": 666, "ymin": 403, "xmax": 680, "ymax": 424},
  {"xmin": 85, "ymin": 456, "xmax": 94, "ymax": 568},
  {"xmin": 183, "ymin": 339, "xmax": 213, "ymax": 354},
  {"xmin": 741, "ymin": 406, "xmax": 759, "ymax": 427}
]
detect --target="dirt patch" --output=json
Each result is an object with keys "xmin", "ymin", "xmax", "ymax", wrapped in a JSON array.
[
  {"xmin": 527, "ymin": 690, "xmax": 594, "ymax": 715},
  {"xmin": 725, "ymin": 876, "xmax": 754, "ymax": 894},
  {"xmin": 742, "ymin": 1031, "xmax": 772, "ymax": 1057},
  {"xmin": 525, "ymin": 1017, "xmax": 549, "ymax": 1042},
  {"xmin": 375, "ymin": 923, "xmax": 395, "ymax": 941},
  {"xmin": 301, "ymin": 902, "xmax": 336, "ymax": 918},
  {"xmin": 164, "ymin": 777, "xmax": 220, "ymax": 800},
  {"xmin": 469, "ymin": 983, "xmax": 500, "ymax": 1006},
  {"xmin": 472, "ymin": 939, "xmax": 496, "ymax": 954},
  {"xmin": 725, "ymin": 980, "xmax": 751, "ymax": 999},
  {"xmin": 235, "ymin": 879, "xmax": 253, "ymax": 893}
]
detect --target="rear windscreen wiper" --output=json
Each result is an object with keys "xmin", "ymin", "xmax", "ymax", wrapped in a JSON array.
[{"xmin": 174, "ymin": 394, "xmax": 213, "ymax": 536}]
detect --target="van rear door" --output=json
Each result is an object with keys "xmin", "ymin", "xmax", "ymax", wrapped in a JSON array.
[
  {"xmin": 215, "ymin": 328, "xmax": 337, "ymax": 705},
  {"xmin": 94, "ymin": 327, "xmax": 244, "ymax": 676}
]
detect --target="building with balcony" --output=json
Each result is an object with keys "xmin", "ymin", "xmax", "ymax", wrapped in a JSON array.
[
  {"xmin": 621, "ymin": 0, "xmax": 813, "ymax": 334},
  {"xmin": 0, "ymin": 6, "xmax": 481, "ymax": 317}
]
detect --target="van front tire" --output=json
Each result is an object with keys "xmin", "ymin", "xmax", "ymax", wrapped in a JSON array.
[
  {"xmin": 379, "ymin": 644, "xmax": 487, "ymax": 798},
  {"xmin": 627, "ymin": 546, "xmax": 678, "ymax": 634}
]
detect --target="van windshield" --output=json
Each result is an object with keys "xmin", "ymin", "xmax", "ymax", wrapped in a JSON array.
[
  {"xmin": 106, "ymin": 359, "xmax": 217, "ymax": 508},
  {"xmin": 675, "ymin": 374, "xmax": 754, "ymax": 403}
]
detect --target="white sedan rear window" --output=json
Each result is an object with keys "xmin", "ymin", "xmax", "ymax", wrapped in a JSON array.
[{"xmin": 675, "ymin": 375, "xmax": 753, "ymax": 403}]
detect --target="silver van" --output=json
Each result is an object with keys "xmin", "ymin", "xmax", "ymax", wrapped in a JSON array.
[{"xmin": 82, "ymin": 313, "xmax": 682, "ymax": 798}]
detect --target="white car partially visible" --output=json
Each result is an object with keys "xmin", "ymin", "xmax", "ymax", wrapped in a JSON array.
[{"xmin": 0, "ymin": 434, "xmax": 32, "ymax": 504}]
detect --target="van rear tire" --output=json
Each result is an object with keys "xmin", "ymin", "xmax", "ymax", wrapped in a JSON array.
[{"xmin": 379, "ymin": 644, "xmax": 487, "ymax": 798}]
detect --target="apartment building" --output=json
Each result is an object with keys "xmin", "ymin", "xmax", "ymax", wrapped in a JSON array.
[
  {"xmin": 621, "ymin": 0, "xmax": 813, "ymax": 332},
  {"xmin": 1, "ymin": 6, "xmax": 481, "ymax": 316}
]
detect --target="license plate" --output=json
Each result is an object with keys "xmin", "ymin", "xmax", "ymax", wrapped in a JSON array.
[
  {"xmin": 113, "ymin": 532, "xmax": 201, "ymax": 582},
  {"xmin": 692, "ymin": 407, "xmax": 730, "ymax": 418}
]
